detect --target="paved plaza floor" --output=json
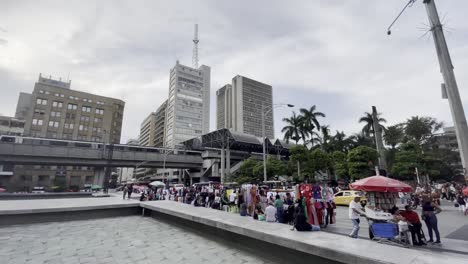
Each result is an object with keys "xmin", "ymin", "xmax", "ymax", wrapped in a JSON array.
[{"xmin": 0, "ymin": 216, "xmax": 286, "ymax": 264}]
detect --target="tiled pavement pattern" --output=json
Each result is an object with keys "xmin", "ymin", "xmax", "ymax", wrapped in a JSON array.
[{"xmin": 0, "ymin": 216, "xmax": 277, "ymax": 264}]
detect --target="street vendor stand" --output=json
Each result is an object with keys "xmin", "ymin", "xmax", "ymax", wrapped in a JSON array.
[{"xmin": 350, "ymin": 176, "xmax": 414, "ymax": 247}]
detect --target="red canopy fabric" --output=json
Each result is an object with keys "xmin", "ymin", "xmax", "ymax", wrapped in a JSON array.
[
  {"xmin": 463, "ymin": 187, "xmax": 468, "ymax": 196},
  {"xmin": 349, "ymin": 176, "xmax": 413, "ymax": 193}
]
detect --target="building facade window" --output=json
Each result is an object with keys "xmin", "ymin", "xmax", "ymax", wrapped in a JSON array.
[
  {"xmin": 52, "ymin": 101, "xmax": 63, "ymax": 108},
  {"xmin": 67, "ymin": 103, "xmax": 77, "ymax": 110},
  {"xmin": 94, "ymin": 117, "xmax": 102, "ymax": 123},
  {"xmin": 50, "ymin": 111, "xmax": 61, "ymax": 118},
  {"xmin": 82, "ymin": 106, "xmax": 92, "ymax": 112},
  {"xmin": 92, "ymin": 127, "xmax": 102, "ymax": 133},
  {"xmin": 95, "ymin": 108, "xmax": 104, "ymax": 115},
  {"xmin": 64, "ymin": 123, "xmax": 74, "ymax": 129},
  {"xmin": 36, "ymin": 98, "xmax": 48, "ymax": 105},
  {"xmin": 79, "ymin": 125, "xmax": 88, "ymax": 131},
  {"xmin": 32, "ymin": 119, "xmax": 43, "ymax": 126},
  {"xmin": 48, "ymin": 121, "xmax": 59, "ymax": 128},
  {"xmin": 80, "ymin": 116, "xmax": 90, "ymax": 122},
  {"xmin": 34, "ymin": 109, "xmax": 45, "ymax": 115}
]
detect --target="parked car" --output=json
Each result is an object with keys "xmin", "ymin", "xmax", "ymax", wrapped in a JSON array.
[{"xmin": 334, "ymin": 190, "xmax": 366, "ymax": 206}]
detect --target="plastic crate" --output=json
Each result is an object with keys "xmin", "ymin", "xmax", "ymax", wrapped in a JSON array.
[{"xmin": 372, "ymin": 223, "xmax": 398, "ymax": 239}]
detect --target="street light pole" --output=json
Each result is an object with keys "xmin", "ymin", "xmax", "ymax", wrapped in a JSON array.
[
  {"xmin": 261, "ymin": 103, "xmax": 294, "ymax": 182},
  {"xmin": 423, "ymin": 0, "xmax": 468, "ymax": 182}
]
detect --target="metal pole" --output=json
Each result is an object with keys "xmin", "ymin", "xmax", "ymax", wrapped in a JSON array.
[
  {"xmin": 262, "ymin": 104, "xmax": 267, "ymax": 182},
  {"xmin": 415, "ymin": 167, "xmax": 420, "ymax": 184},
  {"xmin": 424, "ymin": 0, "xmax": 468, "ymax": 181}
]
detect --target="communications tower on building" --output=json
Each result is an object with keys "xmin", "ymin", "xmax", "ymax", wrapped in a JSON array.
[{"xmin": 192, "ymin": 24, "xmax": 199, "ymax": 68}]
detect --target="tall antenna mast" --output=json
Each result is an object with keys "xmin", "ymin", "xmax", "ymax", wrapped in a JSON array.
[{"xmin": 192, "ymin": 24, "xmax": 199, "ymax": 68}]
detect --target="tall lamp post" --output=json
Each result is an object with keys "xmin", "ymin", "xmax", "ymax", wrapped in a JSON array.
[{"xmin": 261, "ymin": 103, "xmax": 294, "ymax": 182}]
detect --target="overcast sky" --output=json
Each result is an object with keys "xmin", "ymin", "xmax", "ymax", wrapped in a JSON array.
[{"xmin": 1, "ymin": 0, "xmax": 468, "ymax": 143}]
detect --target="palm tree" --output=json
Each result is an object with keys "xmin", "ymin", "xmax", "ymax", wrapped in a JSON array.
[
  {"xmin": 350, "ymin": 132, "xmax": 374, "ymax": 148},
  {"xmin": 300, "ymin": 105, "xmax": 325, "ymax": 147},
  {"xmin": 329, "ymin": 131, "xmax": 354, "ymax": 153},
  {"xmin": 383, "ymin": 125, "xmax": 404, "ymax": 149},
  {"xmin": 359, "ymin": 112, "xmax": 387, "ymax": 137},
  {"xmin": 281, "ymin": 112, "xmax": 306, "ymax": 144},
  {"xmin": 300, "ymin": 105, "xmax": 325, "ymax": 131}
]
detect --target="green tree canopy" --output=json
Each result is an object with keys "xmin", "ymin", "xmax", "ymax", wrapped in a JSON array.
[
  {"xmin": 383, "ymin": 124, "xmax": 405, "ymax": 149},
  {"xmin": 347, "ymin": 146, "xmax": 378, "ymax": 180},
  {"xmin": 305, "ymin": 149, "xmax": 332, "ymax": 179},
  {"xmin": 332, "ymin": 151, "xmax": 349, "ymax": 179},
  {"xmin": 404, "ymin": 116, "xmax": 443, "ymax": 146}
]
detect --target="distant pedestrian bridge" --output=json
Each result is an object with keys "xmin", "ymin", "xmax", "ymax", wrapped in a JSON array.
[{"xmin": 0, "ymin": 135, "xmax": 203, "ymax": 169}]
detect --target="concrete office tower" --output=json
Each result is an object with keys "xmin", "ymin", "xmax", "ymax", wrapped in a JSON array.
[
  {"xmin": 216, "ymin": 75, "xmax": 274, "ymax": 138},
  {"xmin": 164, "ymin": 61, "xmax": 210, "ymax": 148},
  {"xmin": 15, "ymin": 92, "xmax": 32, "ymax": 120},
  {"xmin": 21, "ymin": 74, "xmax": 125, "ymax": 143},
  {"xmin": 216, "ymin": 84, "xmax": 232, "ymax": 130},
  {"xmin": 154, "ymin": 100, "xmax": 167, "ymax": 147},
  {"xmin": 139, "ymin": 112, "xmax": 156, "ymax": 147},
  {"xmin": 10, "ymin": 74, "xmax": 125, "ymax": 192}
]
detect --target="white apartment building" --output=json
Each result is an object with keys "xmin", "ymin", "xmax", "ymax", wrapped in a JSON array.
[{"xmin": 164, "ymin": 61, "xmax": 210, "ymax": 148}]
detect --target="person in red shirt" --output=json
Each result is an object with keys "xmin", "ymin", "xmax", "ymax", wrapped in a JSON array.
[{"xmin": 400, "ymin": 205, "xmax": 426, "ymax": 246}]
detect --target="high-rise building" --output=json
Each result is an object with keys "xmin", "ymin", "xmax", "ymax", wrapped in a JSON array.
[
  {"xmin": 164, "ymin": 61, "xmax": 210, "ymax": 148},
  {"xmin": 154, "ymin": 100, "xmax": 167, "ymax": 148},
  {"xmin": 22, "ymin": 74, "xmax": 125, "ymax": 143},
  {"xmin": 15, "ymin": 92, "xmax": 32, "ymax": 120},
  {"xmin": 139, "ymin": 100, "xmax": 167, "ymax": 148},
  {"xmin": 139, "ymin": 112, "xmax": 156, "ymax": 147},
  {"xmin": 9, "ymin": 74, "xmax": 125, "ymax": 192},
  {"xmin": 216, "ymin": 84, "xmax": 231, "ymax": 130},
  {"xmin": 216, "ymin": 75, "xmax": 274, "ymax": 138}
]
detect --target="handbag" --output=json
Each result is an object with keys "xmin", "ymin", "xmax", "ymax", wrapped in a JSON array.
[{"xmin": 454, "ymin": 203, "xmax": 460, "ymax": 208}]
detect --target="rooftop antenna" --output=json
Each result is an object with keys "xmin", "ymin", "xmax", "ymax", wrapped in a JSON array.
[
  {"xmin": 388, "ymin": 0, "xmax": 468, "ymax": 182},
  {"xmin": 386, "ymin": 0, "xmax": 416, "ymax": 35},
  {"xmin": 192, "ymin": 24, "xmax": 199, "ymax": 68}
]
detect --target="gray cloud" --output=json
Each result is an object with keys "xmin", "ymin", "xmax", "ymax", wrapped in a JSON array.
[{"xmin": 1, "ymin": 0, "xmax": 468, "ymax": 143}]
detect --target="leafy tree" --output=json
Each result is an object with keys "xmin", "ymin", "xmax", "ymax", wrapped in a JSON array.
[
  {"xmin": 327, "ymin": 131, "xmax": 354, "ymax": 153},
  {"xmin": 236, "ymin": 158, "xmax": 260, "ymax": 184},
  {"xmin": 290, "ymin": 145, "xmax": 309, "ymax": 179},
  {"xmin": 383, "ymin": 124, "xmax": 405, "ymax": 149},
  {"xmin": 253, "ymin": 158, "xmax": 287, "ymax": 180},
  {"xmin": 282, "ymin": 112, "xmax": 307, "ymax": 144},
  {"xmin": 359, "ymin": 112, "xmax": 387, "ymax": 137},
  {"xmin": 347, "ymin": 146, "xmax": 378, "ymax": 180},
  {"xmin": 404, "ymin": 116, "xmax": 443, "ymax": 146},
  {"xmin": 349, "ymin": 132, "xmax": 374, "ymax": 148},
  {"xmin": 332, "ymin": 151, "xmax": 348, "ymax": 179},
  {"xmin": 305, "ymin": 149, "xmax": 332, "ymax": 180}
]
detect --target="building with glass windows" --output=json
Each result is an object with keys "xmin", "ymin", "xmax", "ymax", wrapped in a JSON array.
[
  {"xmin": 164, "ymin": 61, "xmax": 210, "ymax": 148},
  {"xmin": 216, "ymin": 75, "xmax": 274, "ymax": 138},
  {"xmin": 21, "ymin": 74, "xmax": 125, "ymax": 143},
  {"xmin": 5, "ymin": 74, "xmax": 125, "ymax": 192}
]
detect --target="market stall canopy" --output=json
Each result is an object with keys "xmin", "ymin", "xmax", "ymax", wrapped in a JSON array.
[
  {"xmin": 0, "ymin": 187, "xmax": 6, "ymax": 192},
  {"xmin": 349, "ymin": 176, "xmax": 413, "ymax": 193},
  {"xmin": 149, "ymin": 181, "xmax": 165, "ymax": 187},
  {"xmin": 463, "ymin": 187, "xmax": 468, "ymax": 196}
]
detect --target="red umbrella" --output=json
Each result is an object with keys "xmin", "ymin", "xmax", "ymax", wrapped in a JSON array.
[
  {"xmin": 349, "ymin": 176, "xmax": 413, "ymax": 193},
  {"xmin": 463, "ymin": 187, "xmax": 468, "ymax": 196}
]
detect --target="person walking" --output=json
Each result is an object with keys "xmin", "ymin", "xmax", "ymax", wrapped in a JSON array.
[
  {"xmin": 456, "ymin": 194, "xmax": 466, "ymax": 215},
  {"xmin": 123, "ymin": 185, "xmax": 128, "ymax": 199},
  {"xmin": 349, "ymin": 196, "xmax": 365, "ymax": 239},
  {"xmin": 127, "ymin": 184, "xmax": 134, "ymax": 199},
  {"xmin": 422, "ymin": 195, "xmax": 442, "ymax": 243}
]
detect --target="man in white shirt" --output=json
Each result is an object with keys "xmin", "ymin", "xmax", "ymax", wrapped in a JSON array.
[
  {"xmin": 229, "ymin": 191, "xmax": 237, "ymax": 204},
  {"xmin": 349, "ymin": 196, "xmax": 365, "ymax": 238},
  {"xmin": 265, "ymin": 203, "xmax": 277, "ymax": 222}
]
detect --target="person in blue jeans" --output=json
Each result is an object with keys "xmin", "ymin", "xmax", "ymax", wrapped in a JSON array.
[
  {"xmin": 422, "ymin": 197, "xmax": 442, "ymax": 243},
  {"xmin": 274, "ymin": 194, "xmax": 284, "ymax": 223},
  {"xmin": 349, "ymin": 196, "xmax": 365, "ymax": 238}
]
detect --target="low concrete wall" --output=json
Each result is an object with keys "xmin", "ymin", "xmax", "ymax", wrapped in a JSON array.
[
  {"xmin": 0, "ymin": 207, "xmax": 140, "ymax": 226},
  {"xmin": 0, "ymin": 192, "xmax": 92, "ymax": 200}
]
